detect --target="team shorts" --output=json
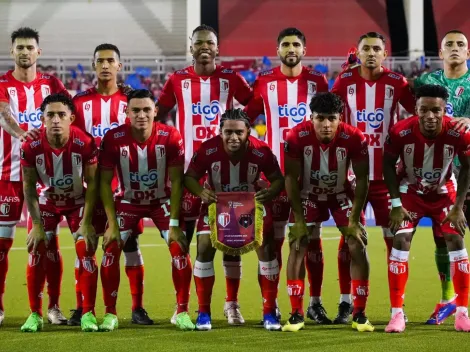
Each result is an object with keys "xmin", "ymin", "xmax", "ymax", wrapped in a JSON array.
[
  {"xmin": 365, "ymin": 180, "xmax": 390, "ymax": 227},
  {"xmin": 0, "ymin": 181, "xmax": 24, "ymax": 225}
]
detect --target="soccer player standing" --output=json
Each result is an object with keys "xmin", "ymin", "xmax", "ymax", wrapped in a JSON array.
[
  {"xmin": 282, "ymin": 92, "xmax": 373, "ymax": 332},
  {"xmin": 331, "ymin": 31, "xmax": 415, "ymax": 323},
  {"xmin": 244, "ymin": 28, "xmax": 329, "ymax": 322},
  {"xmin": 157, "ymin": 25, "xmax": 253, "ymax": 324},
  {"xmin": 0, "ymin": 27, "xmax": 70, "ymax": 326},
  {"xmin": 184, "ymin": 109, "xmax": 284, "ymax": 331},
  {"xmin": 20, "ymin": 94, "xmax": 99, "ymax": 332},
  {"xmin": 383, "ymin": 84, "xmax": 470, "ymax": 333},
  {"xmin": 71, "ymin": 43, "xmax": 150, "ymax": 326},
  {"xmin": 99, "ymin": 89, "xmax": 194, "ymax": 331}
]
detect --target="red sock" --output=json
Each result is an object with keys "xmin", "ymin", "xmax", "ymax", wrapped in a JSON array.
[
  {"xmin": 75, "ymin": 240, "xmax": 98, "ymax": 315},
  {"xmin": 259, "ymin": 259, "xmax": 280, "ymax": 315},
  {"xmin": 338, "ymin": 236, "xmax": 351, "ymax": 295},
  {"xmin": 384, "ymin": 237, "xmax": 394, "ymax": 259},
  {"xmin": 224, "ymin": 261, "xmax": 241, "ymax": 302},
  {"xmin": 306, "ymin": 238, "xmax": 323, "ymax": 298},
  {"xmin": 124, "ymin": 249, "xmax": 145, "ymax": 311},
  {"xmin": 45, "ymin": 235, "xmax": 62, "ymax": 309},
  {"xmin": 169, "ymin": 242, "xmax": 192, "ymax": 313},
  {"xmin": 351, "ymin": 280, "xmax": 369, "ymax": 315},
  {"xmin": 275, "ymin": 237, "xmax": 285, "ymax": 271},
  {"xmin": 287, "ymin": 279, "xmax": 304, "ymax": 315},
  {"xmin": 100, "ymin": 241, "xmax": 122, "ymax": 315},
  {"xmin": 194, "ymin": 260, "xmax": 215, "ymax": 314},
  {"xmin": 388, "ymin": 248, "xmax": 409, "ymax": 309},
  {"xmin": 450, "ymin": 250, "xmax": 469, "ymax": 307},
  {"xmin": 27, "ymin": 242, "xmax": 47, "ymax": 316},
  {"xmin": 74, "ymin": 257, "xmax": 83, "ymax": 310},
  {"xmin": 0, "ymin": 238, "xmax": 13, "ymax": 312}
]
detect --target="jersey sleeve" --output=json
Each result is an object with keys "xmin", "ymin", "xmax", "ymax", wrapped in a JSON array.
[
  {"xmin": 72, "ymin": 97, "xmax": 86, "ymax": 131},
  {"xmin": 243, "ymin": 78, "xmax": 264, "ymax": 123},
  {"xmin": 262, "ymin": 147, "xmax": 282, "ymax": 176},
  {"xmin": 84, "ymin": 137, "xmax": 98, "ymax": 165},
  {"xmin": 458, "ymin": 132, "xmax": 470, "ymax": 158},
  {"xmin": 20, "ymin": 142, "xmax": 35, "ymax": 168},
  {"xmin": 284, "ymin": 129, "xmax": 302, "ymax": 159},
  {"xmin": 398, "ymin": 78, "xmax": 416, "ymax": 114},
  {"xmin": 413, "ymin": 75, "xmax": 424, "ymax": 90},
  {"xmin": 0, "ymin": 84, "xmax": 9, "ymax": 103},
  {"xmin": 384, "ymin": 126, "xmax": 402, "ymax": 158},
  {"xmin": 234, "ymin": 72, "xmax": 253, "ymax": 106},
  {"xmin": 317, "ymin": 74, "xmax": 329, "ymax": 93},
  {"xmin": 156, "ymin": 76, "xmax": 177, "ymax": 109},
  {"xmin": 167, "ymin": 128, "xmax": 184, "ymax": 167},
  {"xmin": 52, "ymin": 77, "xmax": 71, "ymax": 98},
  {"xmin": 349, "ymin": 130, "xmax": 369, "ymax": 162},
  {"xmin": 330, "ymin": 75, "xmax": 343, "ymax": 97},
  {"xmin": 187, "ymin": 144, "xmax": 209, "ymax": 176},
  {"xmin": 99, "ymin": 133, "xmax": 117, "ymax": 169}
]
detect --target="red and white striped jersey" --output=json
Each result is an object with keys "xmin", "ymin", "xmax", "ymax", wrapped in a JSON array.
[
  {"xmin": 285, "ymin": 121, "xmax": 368, "ymax": 201},
  {"xmin": 331, "ymin": 66, "xmax": 415, "ymax": 181},
  {"xmin": 99, "ymin": 123, "xmax": 184, "ymax": 205},
  {"xmin": 157, "ymin": 65, "xmax": 253, "ymax": 168},
  {"xmin": 244, "ymin": 66, "xmax": 329, "ymax": 171},
  {"xmin": 187, "ymin": 135, "xmax": 281, "ymax": 193},
  {"xmin": 0, "ymin": 70, "xmax": 68, "ymax": 182},
  {"xmin": 20, "ymin": 126, "xmax": 98, "ymax": 208},
  {"xmin": 384, "ymin": 116, "xmax": 470, "ymax": 196},
  {"xmin": 72, "ymin": 87, "xmax": 128, "ymax": 145}
]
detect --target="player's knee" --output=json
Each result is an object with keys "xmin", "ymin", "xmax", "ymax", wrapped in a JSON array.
[
  {"xmin": 123, "ymin": 236, "xmax": 139, "ymax": 253},
  {"xmin": 223, "ymin": 253, "xmax": 241, "ymax": 261},
  {"xmin": 196, "ymin": 234, "xmax": 215, "ymax": 261},
  {"xmin": 273, "ymin": 222, "xmax": 287, "ymax": 241},
  {"xmin": 0, "ymin": 225, "xmax": 16, "ymax": 239},
  {"xmin": 433, "ymin": 234, "xmax": 447, "ymax": 248},
  {"xmin": 444, "ymin": 233, "xmax": 465, "ymax": 251},
  {"xmin": 124, "ymin": 249, "xmax": 144, "ymax": 267},
  {"xmin": 382, "ymin": 227, "xmax": 393, "ymax": 238},
  {"xmin": 393, "ymin": 233, "xmax": 412, "ymax": 250}
]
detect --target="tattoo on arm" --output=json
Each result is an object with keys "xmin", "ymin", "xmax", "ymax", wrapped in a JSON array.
[{"xmin": 22, "ymin": 166, "xmax": 41, "ymax": 224}]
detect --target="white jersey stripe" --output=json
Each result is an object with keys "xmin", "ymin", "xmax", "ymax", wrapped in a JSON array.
[
  {"xmin": 36, "ymin": 154, "xmax": 48, "ymax": 204},
  {"xmin": 200, "ymin": 78, "xmax": 212, "ymax": 127},
  {"xmin": 301, "ymin": 145, "xmax": 313, "ymax": 199},
  {"xmin": 267, "ymin": 81, "xmax": 280, "ymax": 158},
  {"xmin": 155, "ymin": 145, "xmax": 166, "ymax": 198},
  {"xmin": 211, "ymin": 161, "xmax": 222, "ymax": 192},
  {"xmin": 84, "ymin": 100, "xmax": 93, "ymax": 134},
  {"xmin": 137, "ymin": 146, "xmax": 149, "ymax": 205},
  {"xmin": 346, "ymin": 84, "xmax": 357, "ymax": 127},
  {"xmin": 52, "ymin": 152, "xmax": 65, "ymax": 207},
  {"xmin": 219, "ymin": 78, "xmax": 229, "ymax": 114},
  {"xmin": 287, "ymin": 81, "xmax": 298, "ymax": 129},
  {"xmin": 100, "ymin": 98, "xmax": 111, "ymax": 129},
  {"xmin": 229, "ymin": 162, "xmax": 240, "ymax": 189},
  {"xmin": 318, "ymin": 148, "xmax": 330, "ymax": 201},
  {"xmin": 71, "ymin": 152, "xmax": 84, "ymax": 204},
  {"xmin": 181, "ymin": 79, "xmax": 193, "ymax": 169},
  {"xmin": 120, "ymin": 146, "xmax": 132, "ymax": 202}
]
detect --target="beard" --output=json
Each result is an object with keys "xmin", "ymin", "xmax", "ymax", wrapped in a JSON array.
[
  {"xmin": 280, "ymin": 55, "xmax": 302, "ymax": 68},
  {"xmin": 16, "ymin": 57, "xmax": 35, "ymax": 69}
]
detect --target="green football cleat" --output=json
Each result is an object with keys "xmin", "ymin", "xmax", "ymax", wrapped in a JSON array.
[
  {"xmin": 282, "ymin": 311, "xmax": 305, "ymax": 332},
  {"xmin": 99, "ymin": 313, "xmax": 119, "ymax": 332},
  {"xmin": 21, "ymin": 312, "xmax": 44, "ymax": 332},
  {"xmin": 175, "ymin": 312, "xmax": 195, "ymax": 331},
  {"xmin": 81, "ymin": 312, "xmax": 99, "ymax": 332}
]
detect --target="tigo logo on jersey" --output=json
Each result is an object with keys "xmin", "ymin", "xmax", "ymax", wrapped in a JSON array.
[
  {"xmin": 413, "ymin": 168, "xmax": 442, "ymax": 182},
  {"xmin": 278, "ymin": 103, "xmax": 307, "ymax": 123},
  {"xmin": 92, "ymin": 122, "xmax": 119, "ymax": 137},
  {"xmin": 192, "ymin": 100, "xmax": 222, "ymax": 121},
  {"xmin": 18, "ymin": 108, "xmax": 43, "ymax": 128},
  {"xmin": 129, "ymin": 169, "xmax": 158, "ymax": 187},
  {"xmin": 221, "ymin": 183, "xmax": 249, "ymax": 192},
  {"xmin": 49, "ymin": 175, "xmax": 74, "ymax": 189},
  {"xmin": 310, "ymin": 170, "xmax": 338, "ymax": 186},
  {"xmin": 356, "ymin": 108, "xmax": 385, "ymax": 129}
]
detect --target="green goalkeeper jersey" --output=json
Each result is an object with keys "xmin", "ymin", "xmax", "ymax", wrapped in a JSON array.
[{"xmin": 415, "ymin": 69, "xmax": 470, "ymax": 117}]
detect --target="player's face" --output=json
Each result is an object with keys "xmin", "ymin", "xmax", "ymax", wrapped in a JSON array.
[
  {"xmin": 357, "ymin": 38, "xmax": 387, "ymax": 69},
  {"xmin": 127, "ymin": 98, "xmax": 157, "ymax": 132},
  {"xmin": 190, "ymin": 30, "xmax": 218, "ymax": 65},
  {"xmin": 221, "ymin": 120, "xmax": 250, "ymax": 154},
  {"xmin": 439, "ymin": 33, "xmax": 470, "ymax": 66},
  {"xmin": 416, "ymin": 97, "xmax": 446, "ymax": 135},
  {"xmin": 11, "ymin": 38, "xmax": 41, "ymax": 69},
  {"xmin": 41, "ymin": 102, "xmax": 74, "ymax": 137},
  {"xmin": 93, "ymin": 50, "xmax": 122, "ymax": 81},
  {"xmin": 277, "ymin": 35, "xmax": 305, "ymax": 68},
  {"xmin": 311, "ymin": 112, "xmax": 341, "ymax": 143}
]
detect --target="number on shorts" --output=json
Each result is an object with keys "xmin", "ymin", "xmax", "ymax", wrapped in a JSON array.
[{"xmin": 161, "ymin": 199, "xmax": 171, "ymax": 217}]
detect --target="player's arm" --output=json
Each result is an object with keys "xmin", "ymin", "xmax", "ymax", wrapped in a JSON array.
[
  {"xmin": 100, "ymin": 168, "xmax": 120, "ymax": 249},
  {"xmin": 168, "ymin": 165, "xmax": 188, "ymax": 251},
  {"xmin": 184, "ymin": 148, "xmax": 217, "ymax": 204},
  {"xmin": 255, "ymin": 150, "xmax": 284, "ymax": 203},
  {"xmin": 156, "ymin": 77, "xmax": 176, "ymax": 122},
  {"xmin": 399, "ymin": 79, "xmax": 416, "ymax": 114},
  {"xmin": 349, "ymin": 158, "xmax": 369, "ymax": 224},
  {"xmin": 234, "ymin": 72, "xmax": 254, "ymax": 106},
  {"xmin": 77, "ymin": 162, "xmax": 99, "ymax": 251},
  {"xmin": 0, "ymin": 101, "xmax": 31, "ymax": 141},
  {"xmin": 243, "ymin": 79, "xmax": 264, "ymax": 123}
]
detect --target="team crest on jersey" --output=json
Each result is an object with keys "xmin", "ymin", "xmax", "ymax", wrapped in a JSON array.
[
  {"xmin": 238, "ymin": 214, "xmax": 253, "ymax": 228},
  {"xmin": 455, "ymin": 86, "xmax": 465, "ymax": 97},
  {"xmin": 73, "ymin": 154, "xmax": 82, "ymax": 165},
  {"xmin": 248, "ymin": 164, "xmax": 258, "ymax": 175},
  {"xmin": 336, "ymin": 148, "xmax": 347, "ymax": 161},
  {"xmin": 155, "ymin": 145, "xmax": 166, "ymax": 159},
  {"xmin": 444, "ymin": 145, "xmax": 454, "ymax": 159},
  {"xmin": 172, "ymin": 255, "xmax": 188, "ymax": 270},
  {"xmin": 183, "ymin": 80, "xmax": 190, "ymax": 90},
  {"xmin": 218, "ymin": 212, "xmax": 231, "ymax": 228},
  {"xmin": 220, "ymin": 79, "xmax": 229, "ymax": 92},
  {"xmin": 41, "ymin": 85, "xmax": 51, "ymax": 97},
  {"xmin": 84, "ymin": 102, "xmax": 91, "ymax": 111},
  {"xmin": 82, "ymin": 257, "xmax": 97, "ymax": 273},
  {"xmin": 101, "ymin": 253, "xmax": 115, "ymax": 267},
  {"xmin": 28, "ymin": 253, "xmax": 41, "ymax": 267},
  {"xmin": 348, "ymin": 86, "xmax": 355, "ymax": 95},
  {"xmin": 269, "ymin": 83, "xmax": 276, "ymax": 91},
  {"xmin": 212, "ymin": 163, "xmax": 220, "ymax": 172},
  {"xmin": 386, "ymin": 86, "xmax": 394, "ymax": 99},
  {"xmin": 0, "ymin": 203, "xmax": 10, "ymax": 216},
  {"xmin": 7, "ymin": 87, "xmax": 17, "ymax": 97},
  {"xmin": 307, "ymin": 81, "xmax": 317, "ymax": 95},
  {"xmin": 182, "ymin": 200, "xmax": 192, "ymax": 212},
  {"xmin": 304, "ymin": 146, "xmax": 312, "ymax": 156}
]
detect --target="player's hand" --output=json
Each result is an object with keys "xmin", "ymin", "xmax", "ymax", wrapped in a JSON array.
[
  {"xmin": 168, "ymin": 225, "xmax": 189, "ymax": 253},
  {"xmin": 288, "ymin": 221, "xmax": 309, "ymax": 250},
  {"xmin": 76, "ymin": 222, "xmax": 98, "ymax": 252},
  {"xmin": 102, "ymin": 226, "xmax": 121, "ymax": 250},
  {"xmin": 255, "ymin": 188, "xmax": 273, "ymax": 203},
  {"xmin": 19, "ymin": 128, "xmax": 41, "ymax": 142},
  {"xmin": 200, "ymin": 189, "xmax": 217, "ymax": 204},
  {"xmin": 344, "ymin": 221, "xmax": 367, "ymax": 249},
  {"xmin": 27, "ymin": 224, "xmax": 48, "ymax": 253},
  {"xmin": 117, "ymin": 83, "xmax": 133, "ymax": 95},
  {"xmin": 389, "ymin": 206, "xmax": 411, "ymax": 234},
  {"xmin": 450, "ymin": 117, "xmax": 470, "ymax": 133},
  {"xmin": 442, "ymin": 206, "xmax": 467, "ymax": 236}
]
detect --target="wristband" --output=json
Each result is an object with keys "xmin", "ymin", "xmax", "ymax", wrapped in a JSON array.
[
  {"xmin": 391, "ymin": 198, "xmax": 402, "ymax": 208},
  {"xmin": 169, "ymin": 219, "xmax": 179, "ymax": 227}
]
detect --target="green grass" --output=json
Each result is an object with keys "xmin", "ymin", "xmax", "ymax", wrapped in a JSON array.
[{"xmin": 1, "ymin": 226, "xmax": 469, "ymax": 351}]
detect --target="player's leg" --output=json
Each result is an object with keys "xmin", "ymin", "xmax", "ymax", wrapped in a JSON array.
[
  {"xmin": 68, "ymin": 257, "xmax": 83, "ymax": 326},
  {"xmin": 193, "ymin": 212, "xmax": 216, "ymax": 331},
  {"xmin": 222, "ymin": 253, "xmax": 243, "ymax": 325},
  {"xmin": 255, "ymin": 206, "xmax": 281, "ymax": 331}
]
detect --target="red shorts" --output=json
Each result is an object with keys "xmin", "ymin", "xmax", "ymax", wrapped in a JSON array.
[
  {"xmin": 271, "ymin": 191, "xmax": 291, "ymax": 223},
  {"xmin": 365, "ymin": 180, "xmax": 391, "ymax": 227},
  {"xmin": 289, "ymin": 191, "xmax": 365, "ymax": 227},
  {"xmin": 115, "ymin": 199, "xmax": 183, "ymax": 243},
  {"xmin": 396, "ymin": 192, "xmax": 458, "ymax": 236},
  {"xmin": 0, "ymin": 181, "xmax": 24, "ymax": 225},
  {"xmin": 196, "ymin": 203, "xmax": 274, "ymax": 238},
  {"xmin": 93, "ymin": 202, "xmax": 144, "ymax": 236},
  {"xmin": 181, "ymin": 190, "xmax": 202, "ymax": 221}
]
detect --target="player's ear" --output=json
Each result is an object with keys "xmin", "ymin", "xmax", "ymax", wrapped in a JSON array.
[
  {"xmin": 9, "ymin": 46, "xmax": 14, "ymax": 58},
  {"xmin": 37, "ymin": 47, "xmax": 42, "ymax": 58},
  {"xmin": 154, "ymin": 105, "xmax": 159, "ymax": 117},
  {"xmin": 383, "ymin": 48, "xmax": 388, "ymax": 59},
  {"xmin": 70, "ymin": 113, "xmax": 75, "ymax": 123},
  {"xmin": 117, "ymin": 61, "xmax": 122, "ymax": 72},
  {"xmin": 302, "ymin": 46, "xmax": 306, "ymax": 57}
]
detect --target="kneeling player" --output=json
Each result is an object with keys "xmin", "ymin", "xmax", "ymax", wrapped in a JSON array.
[
  {"xmin": 383, "ymin": 84, "xmax": 470, "ymax": 333},
  {"xmin": 99, "ymin": 89, "xmax": 194, "ymax": 331},
  {"xmin": 184, "ymin": 109, "xmax": 284, "ymax": 331},
  {"xmin": 283, "ymin": 92, "xmax": 374, "ymax": 332},
  {"xmin": 20, "ymin": 94, "xmax": 100, "ymax": 332}
]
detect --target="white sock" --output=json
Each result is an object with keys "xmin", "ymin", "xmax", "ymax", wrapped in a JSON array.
[
  {"xmin": 391, "ymin": 308, "xmax": 403, "ymax": 317},
  {"xmin": 457, "ymin": 306, "xmax": 468, "ymax": 315},
  {"xmin": 340, "ymin": 294, "xmax": 351, "ymax": 304},
  {"xmin": 310, "ymin": 296, "xmax": 321, "ymax": 305}
]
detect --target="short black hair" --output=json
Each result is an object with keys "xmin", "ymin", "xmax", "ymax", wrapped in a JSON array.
[
  {"xmin": 415, "ymin": 84, "xmax": 449, "ymax": 102},
  {"xmin": 220, "ymin": 109, "xmax": 251, "ymax": 129},
  {"xmin": 309, "ymin": 92, "xmax": 344, "ymax": 115},
  {"xmin": 277, "ymin": 27, "xmax": 306, "ymax": 46},
  {"xmin": 94, "ymin": 43, "xmax": 121, "ymax": 59},
  {"xmin": 11, "ymin": 27, "xmax": 39, "ymax": 44},
  {"xmin": 358, "ymin": 31, "xmax": 386, "ymax": 45},
  {"xmin": 40, "ymin": 93, "xmax": 75, "ymax": 113},
  {"xmin": 127, "ymin": 89, "xmax": 155, "ymax": 104},
  {"xmin": 192, "ymin": 24, "xmax": 218, "ymax": 39},
  {"xmin": 443, "ymin": 29, "xmax": 466, "ymax": 38}
]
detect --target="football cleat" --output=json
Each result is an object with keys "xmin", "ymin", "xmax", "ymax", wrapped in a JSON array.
[
  {"xmin": 175, "ymin": 312, "xmax": 195, "ymax": 331},
  {"xmin": 385, "ymin": 311, "xmax": 406, "ymax": 333},
  {"xmin": 81, "ymin": 311, "xmax": 99, "ymax": 332},
  {"xmin": 170, "ymin": 305, "xmax": 177, "ymax": 325},
  {"xmin": 132, "ymin": 307, "xmax": 154, "ymax": 325},
  {"xmin": 281, "ymin": 311, "xmax": 305, "ymax": 332},
  {"xmin": 47, "ymin": 306, "xmax": 67, "ymax": 325},
  {"xmin": 455, "ymin": 311, "xmax": 470, "ymax": 332},
  {"xmin": 195, "ymin": 312, "xmax": 212, "ymax": 331},
  {"xmin": 426, "ymin": 300, "xmax": 457, "ymax": 325},
  {"xmin": 263, "ymin": 311, "xmax": 282, "ymax": 331},
  {"xmin": 99, "ymin": 313, "xmax": 119, "ymax": 332},
  {"xmin": 0, "ymin": 310, "xmax": 4, "ymax": 327},
  {"xmin": 21, "ymin": 312, "xmax": 44, "ymax": 332},
  {"xmin": 224, "ymin": 301, "xmax": 245, "ymax": 325},
  {"xmin": 333, "ymin": 301, "xmax": 352, "ymax": 324},
  {"xmin": 68, "ymin": 308, "xmax": 82, "ymax": 326},
  {"xmin": 307, "ymin": 303, "xmax": 332, "ymax": 324},
  {"xmin": 352, "ymin": 312, "xmax": 375, "ymax": 332}
]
